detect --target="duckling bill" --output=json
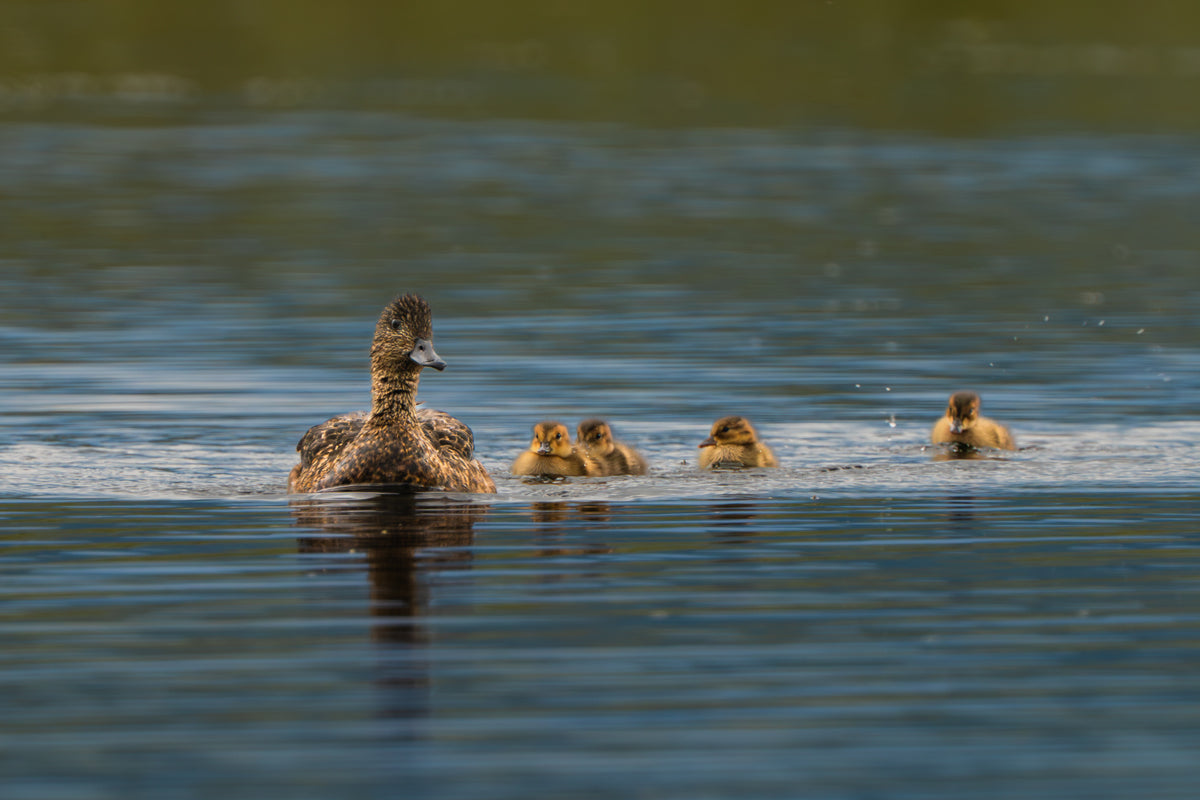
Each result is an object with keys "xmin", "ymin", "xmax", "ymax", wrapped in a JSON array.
[
  {"xmin": 512, "ymin": 421, "xmax": 602, "ymax": 477},
  {"xmin": 576, "ymin": 419, "xmax": 648, "ymax": 476},
  {"xmin": 931, "ymin": 391, "xmax": 1015, "ymax": 451},
  {"xmin": 288, "ymin": 294, "xmax": 496, "ymax": 494},
  {"xmin": 698, "ymin": 416, "xmax": 778, "ymax": 469}
]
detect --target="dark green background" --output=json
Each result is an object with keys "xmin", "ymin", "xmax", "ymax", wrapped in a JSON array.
[{"xmin": 5, "ymin": 1, "xmax": 1200, "ymax": 131}]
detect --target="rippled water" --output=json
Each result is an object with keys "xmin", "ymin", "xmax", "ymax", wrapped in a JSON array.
[
  {"xmin": 2, "ymin": 105, "xmax": 1198, "ymax": 798},
  {"xmin": 5, "ymin": 491, "xmax": 1200, "ymax": 798}
]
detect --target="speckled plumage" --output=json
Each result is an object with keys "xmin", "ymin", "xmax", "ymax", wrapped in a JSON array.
[
  {"xmin": 576, "ymin": 419, "xmax": 648, "ymax": 476},
  {"xmin": 288, "ymin": 294, "xmax": 496, "ymax": 494},
  {"xmin": 697, "ymin": 416, "xmax": 778, "ymax": 469},
  {"xmin": 931, "ymin": 391, "xmax": 1015, "ymax": 451}
]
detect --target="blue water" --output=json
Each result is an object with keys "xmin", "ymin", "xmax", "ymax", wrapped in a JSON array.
[
  {"xmin": 1, "ymin": 109, "xmax": 1198, "ymax": 798},
  {"xmin": 4, "ymin": 492, "xmax": 1200, "ymax": 799}
]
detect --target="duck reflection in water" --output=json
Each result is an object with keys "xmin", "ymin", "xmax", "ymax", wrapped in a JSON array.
[
  {"xmin": 527, "ymin": 502, "xmax": 614, "ymax": 558},
  {"xmin": 293, "ymin": 491, "xmax": 485, "ymax": 642},
  {"xmin": 942, "ymin": 492, "xmax": 979, "ymax": 529},
  {"xmin": 291, "ymin": 490, "xmax": 487, "ymax": 721},
  {"xmin": 703, "ymin": 501, "xmax": 766, "ymax": 545},
  {"xmin": 930, "ymin": 442, "xmax": 991, "ymax": 462}
]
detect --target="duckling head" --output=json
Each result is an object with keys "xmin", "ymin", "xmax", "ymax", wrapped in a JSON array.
[
  {"xmin": 945, "ymin": 391, "xmax": 981, "ymax": 434},
  {"xmin": 577, "ymin": 419, "xmax": 614, "ymax": 455},
  {"xmin": 700, "ymin": 416, "xmax": 758, "ymax": 448},
  {"xmin": 371, "ymin": 294, "xmax": 446, "ymax": 373},
  {"xmin": 530, "ymin": 422, "xmax": 574, "ymax": 458}
]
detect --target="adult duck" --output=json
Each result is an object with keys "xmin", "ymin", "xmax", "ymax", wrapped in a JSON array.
[{"xmin": 288, "ymin": 294, "xmax": 496, "ymax": 494}]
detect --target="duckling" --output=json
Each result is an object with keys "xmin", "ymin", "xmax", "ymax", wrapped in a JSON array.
[
  {"xmin": 931, "ymin": 391, "xmax": 1015, "ymax": 451},
  {"xmin": 512, "ymin": 421, "xmax": 603, "ymax": 477},
  {"xmin": 576, "ymin": 419, "xmax": 648, "ymax": 476},
  {"xmin": 288, "ymin": 294, "xmax": 496, "ymax": 494},
  {"xmin": 698, "ymin": 416, "xmax": 778, "ymax": 469}
]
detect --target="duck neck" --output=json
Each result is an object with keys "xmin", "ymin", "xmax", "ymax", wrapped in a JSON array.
[{"xmin": 369, "ymin": 361, "xmax": 422, "ymax": 422}]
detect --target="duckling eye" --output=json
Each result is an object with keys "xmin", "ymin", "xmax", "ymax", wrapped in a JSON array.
[
  {"xmin": 720, "ymin": 426, "xmax": 730, "ymax": 433},
  {"xmin": 555, "ymin": 432, "xmax": 562, "ymax": 440},
  {"xmin": 389, "ymin": 318, "xmax": 403, "ymax": 331}
]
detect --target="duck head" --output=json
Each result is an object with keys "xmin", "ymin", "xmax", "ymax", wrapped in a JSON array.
[
  {"xmin": 700, "ymin": 416, "xmax": 758, "ymax": 448},
  {"xmin": 530, "ymin": 422, "xmax": 573, "ymax": 458},
  {"xmin": 945, "ymin": 391, "xmax": 980, "ymax": 435},
  {"xmin": 577, "ymin": 419, "xmax": 615, "ymax": 456},
  {"xmin": 371, "ymin": 294, "xmax": 446, "ymax": 373}
]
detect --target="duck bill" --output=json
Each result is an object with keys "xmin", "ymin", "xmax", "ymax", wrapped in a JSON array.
[
  {"xmin": 409, "ymin": 338, "xmax": 447, "ymax": 371},
  {"xmin": 536, "ymin": 443, "xmax": 554, "ymax": 456},
  {"xmin": 699, "ymin": 437, "xmax": 716, "ymax": 448},
  {"xmin": 949, "ymin": 420, "xmax": 965, "ymax": 434}
]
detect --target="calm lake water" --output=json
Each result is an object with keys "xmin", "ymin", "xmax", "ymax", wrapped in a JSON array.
[{"xmin": 3, "ymin": 9, "xmax": 1200, "ymax": 795}]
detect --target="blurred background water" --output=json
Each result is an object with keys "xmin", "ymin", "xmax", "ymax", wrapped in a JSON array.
[{"xmin": 1, "ymin": 2, "xmax": 1198, "ymax": 798}]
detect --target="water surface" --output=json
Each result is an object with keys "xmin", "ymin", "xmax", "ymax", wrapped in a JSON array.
[{"xmin": 2, "ymin": 32, "xmax": 1199, "ymax": 799}]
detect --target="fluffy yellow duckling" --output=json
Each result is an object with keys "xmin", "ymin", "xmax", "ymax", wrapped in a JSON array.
[
  {"xmin": 698, "ymin": 416, "xmax": 778, "ymax": 469},
  {"xmin": 931, "ymin": 391, "xmax": 1015, "ymax": 451},
  {"xmin": 576, "ymin": 419, "xmax": 648, "ymax": 476},
  {"xmin": 512, "ymin": 421, "xmax": 603, "ymax": 477}
]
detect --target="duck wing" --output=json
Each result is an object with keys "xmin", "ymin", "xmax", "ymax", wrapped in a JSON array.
[
  {"xmin": 295, "ymin": 411, "xmax": 368, "ymax": 469},
  {"xmin": 418, "ymin": 408, "xmax": 476, "ymax": 459}
]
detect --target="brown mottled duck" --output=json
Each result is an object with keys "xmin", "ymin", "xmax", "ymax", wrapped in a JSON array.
[{"xmin": 288, "ymin": 294, "xmax": 496, "ymax": 494}]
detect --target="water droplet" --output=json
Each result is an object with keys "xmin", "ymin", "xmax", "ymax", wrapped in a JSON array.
[{"xmin": 1137, "ymin": 328, "xmax": 1145, "ymax": 334}]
